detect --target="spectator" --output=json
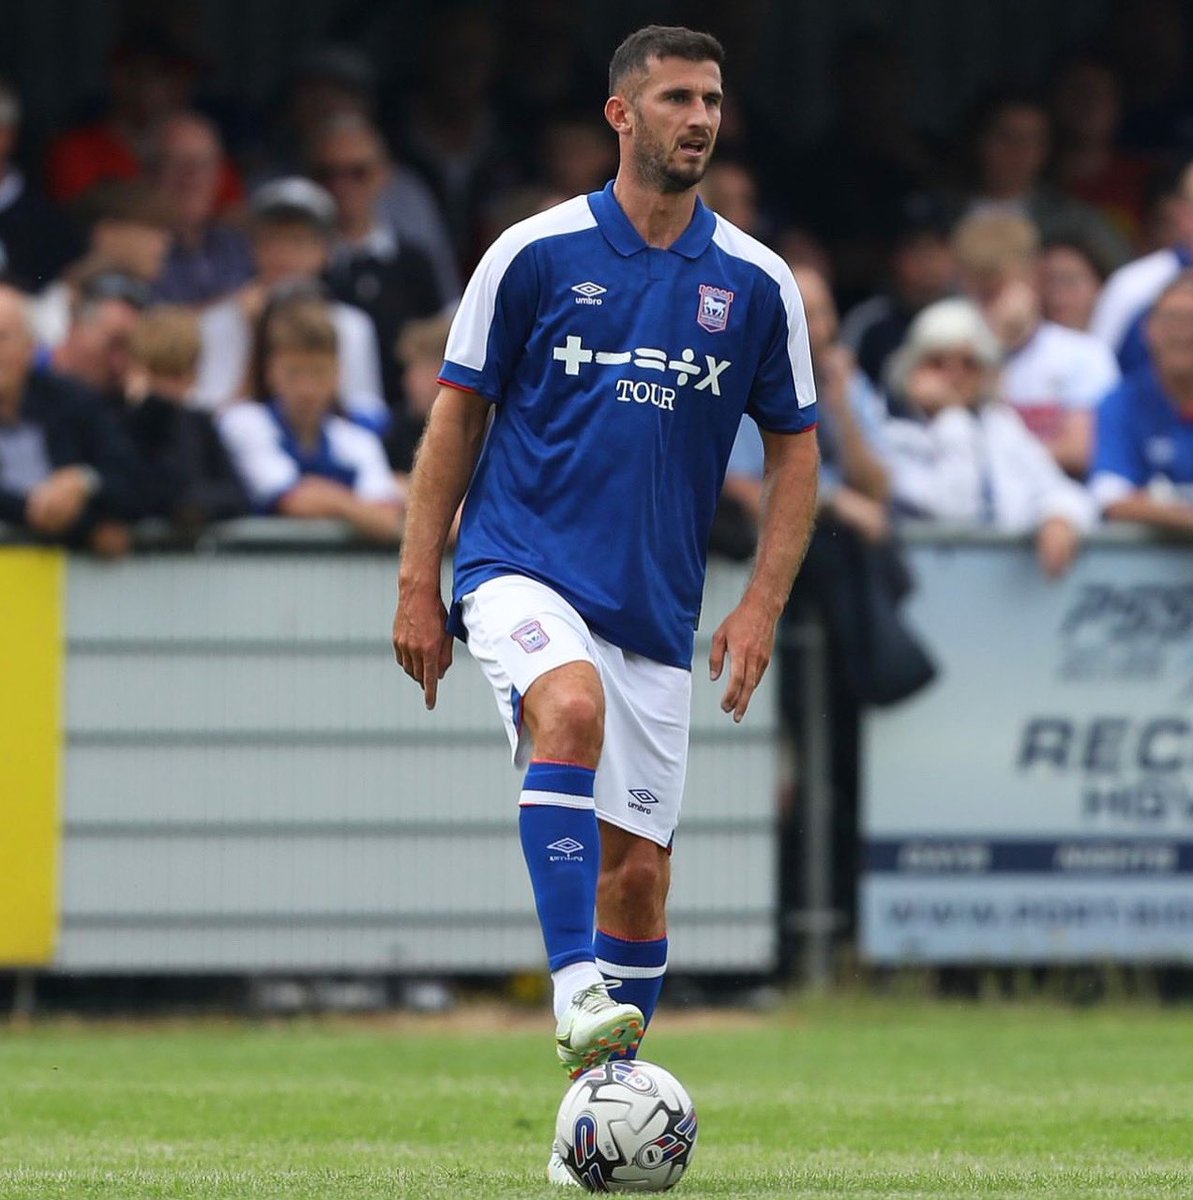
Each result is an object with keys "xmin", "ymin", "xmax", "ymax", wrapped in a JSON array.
[
  {"xmin": 119, "ymin": 306, "xmax": 248, "ymax": 532},
  {"xmin": 195, "ymin": 178, "xmax": 386, "ymax": 425},
  {"xmin": 698, "ymin": 160, "xmax": 763, "ymax": 238},
  {"xmin": 1049, "ymin": 51, "xmax": 1154, "ymax": 246},
  {"xmin": 1091, "ymin": 271, "xmax": 1193, "ymax": 533},
  {"xmin": 536, "ymin": 112, "xmax": 618, "ymax": 198},
  {"xmin": 311, "ymin": 115, "xmax": 446, "ymax": 406},
  {"xmin": 45, "ymin": 28, "xmax": 243, "ymax": 210},
  {"xmin": 218, "ymin": 299, "xmax": 401, "ymax": 542},
  {"xmin": 961, "ymin": 89, "xmax": 1132, "ymax": 275},
  {"xmin": 791, "ymin": 31, "xmax": 944, "ymax": 304},
  {"xmin": 384, "ymin": 311, "xmax": 454, "ymax": 475},
  {"xmin": 0, "ymin": 77, "xmax": 82, "ymax": 289},
  {"xmin": 1090, "ymin": 161, "xmax": 1193, "ymax": 372},
  {"xmin": 29, "ymin": 180, "xmax": 170, "ymax": 349},
  {"xmin": 952, "ymin": 211, "xmax": 1119, "ymax": 477},
  {"xmin": 308, "ymin": 113, "xmax": 459, "ymax": 308},
  {"xmin": 51, "ymin": 270, "xmax": 147, "ymax": 396},
  {"xmin": 401, "ymin": 5, "xmax": 517, "ymax": 267},
  {"xmin": 149, "ymin": 112, "xmax": 254, "ymax": 305},
  {"xmin": 1109, "ymin": 0, "xmax": 1193, "ymax": 156},
  {"xmin": 884, "ymin": 298, "xmax": 1096, "ymax": 577},
  {"xmin": 724, "ymin": 265, "xmax": 890, "ymax": 542},
  {"xmin": 1039, "ymin": 237, "xmax": 1109, "ymax": 332},
  {"xmin": 0, "ymin": 285, "xmax": 141, "ymax": 556},
  {"xmin": 839, "ymin": 194, "xmax": 956, "ymax": 400}
]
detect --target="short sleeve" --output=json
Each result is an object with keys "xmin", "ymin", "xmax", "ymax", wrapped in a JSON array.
[
  {"xmin": 1089, "ymin": 383, "xmax": 1147, "ymax": 509},
  {"xmin": 745, "ymin": 266, "xmax": 817, "ymax": 433},
  {"xmin": 218, "ymin": 404, "xmax": 299, "ymax": 511},
  {"xmin": 438, "ymin": 235, "xmax": 539, "ymax": 402}
]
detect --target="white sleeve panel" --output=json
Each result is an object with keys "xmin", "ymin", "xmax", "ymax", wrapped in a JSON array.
[
  {"xmin": 444, "ymin": 195, "xmax": 596, "ymax": 374},
  {"xmin": 711, "ymin": 218, "xmax": 816, "ymax": 410}
]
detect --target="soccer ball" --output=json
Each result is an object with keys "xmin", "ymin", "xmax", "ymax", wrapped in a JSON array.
[{"xmin": 554, "ymin": 1059, "xmax": 697, "ymax": 1192}]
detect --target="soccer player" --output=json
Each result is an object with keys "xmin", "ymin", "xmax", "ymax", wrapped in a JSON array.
[{"xmin": 391, "ymin": 23, "xmax": 818, "ymax": 1168}]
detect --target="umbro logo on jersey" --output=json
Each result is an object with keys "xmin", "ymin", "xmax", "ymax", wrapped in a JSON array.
[{"xmin": 572, "ymin": 281, "xmax": 607, "ymax": 306}]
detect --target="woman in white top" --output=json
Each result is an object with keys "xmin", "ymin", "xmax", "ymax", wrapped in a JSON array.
[{"xmin": 884, "ymin": 297, "xmax": 1096, "ymax": 577}]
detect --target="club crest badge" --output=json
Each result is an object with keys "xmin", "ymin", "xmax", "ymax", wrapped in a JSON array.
[
  {"xmin": 697, "ymin": 284, "xmax": 734, "ymax": 333},
  {"xmin": 511, "ymin": 619, "xmax": 550, "ymax": 653}
]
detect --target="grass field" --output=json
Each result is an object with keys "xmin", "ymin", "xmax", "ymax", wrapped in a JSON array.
[{"xmin": 1, "ymin": 997, "xmax": 1191, "ymax": 1199}]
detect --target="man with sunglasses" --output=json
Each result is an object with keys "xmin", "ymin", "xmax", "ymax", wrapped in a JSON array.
[{"xmin": 313, "ymin": 114, "xmax": 446, "ymax": 409}]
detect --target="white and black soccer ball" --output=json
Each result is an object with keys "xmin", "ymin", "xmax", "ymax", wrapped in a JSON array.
[{"xmin": 554, "ymin": 1059, "xmax": 697, "ymax": 1192}]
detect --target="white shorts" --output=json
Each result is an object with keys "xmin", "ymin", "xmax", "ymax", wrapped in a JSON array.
[{"xmin": 461, "ymin": 574, "xmax": 692, "ymax": 848}]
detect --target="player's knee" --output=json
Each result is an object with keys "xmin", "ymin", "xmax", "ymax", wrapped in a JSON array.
[{"xmin": 536, "ymin": 687, "xmax": 604, "ymax": 760}]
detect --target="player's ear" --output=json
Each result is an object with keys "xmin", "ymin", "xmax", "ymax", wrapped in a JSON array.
[{"xmin": 605, "ymin": 94, "xmax": 631, "ymax": 136}]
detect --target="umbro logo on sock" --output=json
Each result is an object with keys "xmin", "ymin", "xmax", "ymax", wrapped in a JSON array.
[{"xmin": 547, "ymin": 837, "xmax": 585, "ymax": 854}]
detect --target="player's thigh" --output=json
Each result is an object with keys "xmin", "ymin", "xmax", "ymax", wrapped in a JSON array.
[
  {"xmin": 591, "ymin": 637, "xmax": 692, "ymax": 850},
  {"xmin": 461, "ymin": 575, "xmax": 600, "ymax": 767}
]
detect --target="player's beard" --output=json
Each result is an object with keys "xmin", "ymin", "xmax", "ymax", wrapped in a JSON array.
[{"xmin": 630, "ymin": 113, "xmax": 711, "ymax": 194}]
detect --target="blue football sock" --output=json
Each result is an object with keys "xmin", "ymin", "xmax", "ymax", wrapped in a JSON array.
[
  {"xmin": 518, "ymin": 761, "xmax": 599, "ymax": 973},
  {"xmin": 594, "ymin": 928, "xmax": 668, "ymax": 1058}
]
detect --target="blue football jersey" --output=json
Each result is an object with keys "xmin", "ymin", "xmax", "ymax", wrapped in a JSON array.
[
  {"xmin": 439, "ymin": 182, "xmax": 817, "ymax": 669},
  {"xmin": 1090, "ymin": 364, "xmax": 1193, "ymax": 509}
]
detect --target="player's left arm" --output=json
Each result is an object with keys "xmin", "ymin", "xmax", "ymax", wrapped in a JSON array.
[{"xmin": 710, "ymin": 427, "xmax": 819, "ymax": 723}]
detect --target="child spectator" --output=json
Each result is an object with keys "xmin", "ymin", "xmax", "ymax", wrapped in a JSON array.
[
  {"xmin": 120, "ymin": 307, "xmax": 248, "ymax": 533},
  {"xmin": 884, "ymin": 298, "xmax": 1096, "ymax": 577},
  {"xmin": 952, "ymin": 211, "xmax": 1119, "ymax": 476},
  {"xmin": 385, "ymin": 311, "xmax": 454, "ymax": 476},
  {"xmin": 218, "ymin": 299, "xmax": 401, "ymax": 543},
  {"xmin": 1039, "ymin": 237, "xmax": 1109, "ymax": 332},
  {"xmin": 196, "ymin": 178, "xmax": 385, "ymax": 424}
]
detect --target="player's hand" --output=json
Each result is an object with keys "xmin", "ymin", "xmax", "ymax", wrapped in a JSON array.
[
  {"xmin": 392, "ymin": 585, "xmax": 454, "ymax": 709},
  {"xmin": 708, "ymin": 598, "xmax": 779, "ymax": 724}
]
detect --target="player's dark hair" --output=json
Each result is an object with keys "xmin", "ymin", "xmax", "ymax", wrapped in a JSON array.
[{"xmin": 608, "ymin": 26, "xmax": 724, "ymax": 97}]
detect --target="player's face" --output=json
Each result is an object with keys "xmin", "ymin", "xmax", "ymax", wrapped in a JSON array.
[{"xmin": 626, "ymin": 57, "xmax": 722, "ymax": 194}]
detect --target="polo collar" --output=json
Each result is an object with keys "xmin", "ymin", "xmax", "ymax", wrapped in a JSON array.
[{"xmin": 588, "ymin": 180, "xmax": 715, "ymax": 260}]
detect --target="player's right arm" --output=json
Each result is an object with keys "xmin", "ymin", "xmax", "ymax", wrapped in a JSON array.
[{"xmin": 392, "ymin": 385, "xmax": 490, "ymax": 708}]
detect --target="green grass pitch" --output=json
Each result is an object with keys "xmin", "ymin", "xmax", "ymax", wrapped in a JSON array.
[{"xmin": 1, "ymin": 997, "xmax": 1191, "ymax": 1198}]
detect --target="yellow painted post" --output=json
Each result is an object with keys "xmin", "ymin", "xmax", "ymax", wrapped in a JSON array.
[{"xmin": 0, "ymin": 548, "xmax": 64, "ymax": 965}]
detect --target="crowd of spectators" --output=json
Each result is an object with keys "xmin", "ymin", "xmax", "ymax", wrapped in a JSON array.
[{"xmin": 2, "ymin": 7, "xmax": 1193, "ymax": 570}]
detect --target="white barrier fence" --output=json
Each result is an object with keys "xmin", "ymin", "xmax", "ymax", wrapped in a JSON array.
[{"xmin": 51, "ymin": 523, "xmax": 781, "ymax": 976}]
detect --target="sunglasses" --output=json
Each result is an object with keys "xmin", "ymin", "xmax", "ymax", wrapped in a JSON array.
[
  {"xmin": 921, "ymin": 351, "xmax": 983, "ymax": 371},
  {"xmin": 313, "ymin": 161, "xmax": 378, "ymax": 183}
]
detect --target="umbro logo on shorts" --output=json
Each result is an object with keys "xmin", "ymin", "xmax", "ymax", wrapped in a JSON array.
[{"xmin": 628, "ymin": 789, "xmax": 659, "ymax": 815}]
